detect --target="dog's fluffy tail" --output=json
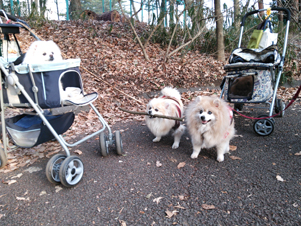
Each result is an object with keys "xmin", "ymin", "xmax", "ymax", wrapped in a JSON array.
[{"xmin": 161, "ymin": 87, "xmax": 181, "ymax": 100}]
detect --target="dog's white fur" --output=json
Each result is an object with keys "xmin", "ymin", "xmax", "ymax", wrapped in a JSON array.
[
  {"xmin": 23, "ymin": 40, "xmax": 63, "ymax": 64},
  {"xmin": 186, "ymin": 95, "xmax": 235, "ymax": 162},
  {"xmin": 145, "ymin": 87, "xmax": 185, "ymax": 149}
]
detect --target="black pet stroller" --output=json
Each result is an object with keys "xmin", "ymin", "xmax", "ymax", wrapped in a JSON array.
[
  {"xmin": 0, "ymin": 11, "xmax": 123, "ymax": 187},
  {"xmin": 220, "ymin": 7, "xmax": 291, "ymax": 136}
]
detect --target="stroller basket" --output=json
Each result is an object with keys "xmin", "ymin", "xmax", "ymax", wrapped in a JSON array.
[
  {"xmin": 5, "ymin": 112, "xmax": 74, "ymax": 148},
  {"xmin": 222, "ymin": 62, "xmax": 274, "ymax": 103},
  {"xmin": 1, "ymin": 59, "xmax": 87, "ymax": 108}
]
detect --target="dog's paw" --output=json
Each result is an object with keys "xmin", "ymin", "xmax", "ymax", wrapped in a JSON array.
[
  {"xmin": 217, "ymin": 155, "xmax": 224, "ymax": 162},
  {"xmin": 153, "ymin": 137, "xmax": 161, "ymax": 142},
  {"xmin": 172, "ymin": 143, "xmax": 179, "ymax": 149},
  {"xmin": 191, "ymin": 153, "xmax": 199, "ymax": 159}
]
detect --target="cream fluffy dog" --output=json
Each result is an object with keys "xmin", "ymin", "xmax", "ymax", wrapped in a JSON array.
[
  {"xmin": 186, "ymin": 95, "xmax": 235, "ymax": 162},
  {"xmin": 145, "ymin": 87, "xmax": 185, "ymax": 149},
  {"xmin": 23, "ymin": 40, "xmax": 63, "ymax": 64}
]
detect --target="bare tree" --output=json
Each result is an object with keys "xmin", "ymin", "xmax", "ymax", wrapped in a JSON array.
[
  {"xmin": 234, "ymin": 0, "xmax": 240, "ymax": 30},
  {"xmin": 69, "ymin": 0, "xmax": 82, "ymax": 20},
  {"xmin": 215, "ymin": 0, "xmax": 225, "ymax": 61},
  {"xmin": 258, "ymin": 0, "xmax": 264, "ymax": 16}
]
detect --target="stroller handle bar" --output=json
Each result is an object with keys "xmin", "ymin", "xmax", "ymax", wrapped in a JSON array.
[
  {"xmin": 241, "ymin": 7, "xmax": 291, "ymax": 26},
  {"xmin": 0, "ymin": 10, "xmax": 29, "ymax": 27}
]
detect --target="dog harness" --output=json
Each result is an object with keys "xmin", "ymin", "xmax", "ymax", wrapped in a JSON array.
[{"xmin": 161, "ymin": 95, "xmax": 182, "ymax": 130}]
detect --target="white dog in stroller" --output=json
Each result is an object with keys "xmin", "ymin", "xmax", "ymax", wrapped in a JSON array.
[{"xmin": 22, "ymin": 40, "xmax": 63, "ymax": 64}]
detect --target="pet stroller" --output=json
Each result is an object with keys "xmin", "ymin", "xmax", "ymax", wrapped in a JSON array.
[
  {"xmin": 220, "ymin": 7, "xmax": 291, "ymax": 136},
  {"xmin": 0, "ymin": 11, "xmax": 123, "ymax": 187}
]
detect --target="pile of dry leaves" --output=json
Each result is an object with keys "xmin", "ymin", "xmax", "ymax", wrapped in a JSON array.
[{"xmin": 0, "ymin": 19, "xmax": 300, "ymax": 173}]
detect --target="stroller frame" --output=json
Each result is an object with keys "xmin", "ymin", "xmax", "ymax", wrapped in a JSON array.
[
  {"xmin": 220, "ymin": 7, "xmax": 291, "ymax": 136},
  {"xmin": 0, "ymin": 11, "xmax": 123, "ymax": 187}
]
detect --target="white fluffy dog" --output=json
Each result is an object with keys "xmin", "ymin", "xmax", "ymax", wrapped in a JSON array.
[
  {"xmin": 145, "ymin": 87, "xmax": 185, "ymax": 149},
  {"xmin": 23, "ymin": 40, "xmax": 63, "ymax": 64},
  {"xmin": 186, "ymin": 95, "xmax": 235, "ymax": 162}
]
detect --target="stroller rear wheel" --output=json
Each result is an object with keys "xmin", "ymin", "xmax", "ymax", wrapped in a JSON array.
[
  {"xmin": 99, "ymin": 132, "xmax": 109, "ymax": 156},
  {"xmin": 0, "ymin": 147, "xmax": 7, "ymax": 169},
  {"xmin": 59, "ymin": 156, "xmax": 84, "ymax": 188},
  {"xmin": 253, "ymin": 116, "xmax": 274, "ymax": 136},
  {"xmin": 46, "ymin": 154, "xmax": 66, "ymax": 184},
  {"xmin": 114, "ymin": 131, "xmax": 124, "ymax": 155},
  {"xmin": 275, "ymin": 99, "xmax": 285, "ymax": 117}
]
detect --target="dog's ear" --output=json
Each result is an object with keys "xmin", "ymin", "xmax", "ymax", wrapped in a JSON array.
[
  {"xmin": 213, "ymin": 98, "xmax": 221, "ymax": 108},
  {"xmin": 196, "ymin": 96, "xmax": 202, "ymax": 102}
]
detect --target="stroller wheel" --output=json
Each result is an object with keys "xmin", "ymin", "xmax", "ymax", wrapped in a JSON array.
[
  {"xmin": 0, "ymin": 147, "xmax": 7, "ymax": 169},
  {"xmin": 99, "ymin": 132, "xmax": 109, "ymax": 157},
  {"xmin": 253, "ymin": 117, "xmax": 274, "ymax": 136},
  {"xmin": 114, "ymin": 131, "xmax": 124, "ymax": 155},
  {"xmin": 59, "ymin": 156, "xmax": 84, "ymax": 188},
  {"xmin": 234, "ymin": 103, "xmax": 244, "ymax": 111},
  {"xmin": 275, "ymin": 99, "xmax": 285, "ymax": 117},
  {"xmin": 46, "ymin": 154, "xmax": 66, "ymax": 184}
]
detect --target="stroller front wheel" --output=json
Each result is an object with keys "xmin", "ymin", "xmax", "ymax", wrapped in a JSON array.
[
  {"xmin": 253, "ymin": 117, "xmax": 274, "ymax": 136},
  {"xmin": 46, "ymin": 154, "xmax": 66, "ymax": 184},
  {"xmin": 99, "ymin": 132, "xmax": 109, "ymax": 156},
  {"xmin": 275, "ymin": 99, "xmax": 285, "ymax": 117},
  {"xmin": 114, "ymin": 131, "xmax": 124, "ymax": 155},
  {"xmin": 59, "ymin": 156, "xmax": 84, "ymax": 188}
]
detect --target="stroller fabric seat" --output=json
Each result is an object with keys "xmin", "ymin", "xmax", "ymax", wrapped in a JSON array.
[{"xmin": 228, "ymin": 45, "xmax": 281, "ymax": 65}]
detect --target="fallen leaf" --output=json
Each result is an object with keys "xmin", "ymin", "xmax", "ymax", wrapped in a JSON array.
[
  {"xmin": 74, "ymin": 150, "xmax": 83, "ymax": 155},
  {"xmin": 119, "ymin": 220, "xmax": 126, "ymax": 226},
  {"xmin": 97, "ymin": 207, "xmax": 101, "ymax": 212},
  {"xmin": 165, "ymin": 210, "xmax": 178, "ymax": 218},
  {"xmin": 201, "ymin": 204, "xmax": 216, "ymax": 210},
  {"xmin": 229, "ymin": 155, "xmax": 241, "ymax": 160},
  {"xmin": 3, "ymin": 179, "xmax": 17, "ymax": 185},
  {"xmin": 11, "ymin": 173, "xmax": 23, "ymax": 179},
  {"xmin": 276, "ymin": 175, "xmax": 284, "ymax": 182},
  {"xmin": 16, "ymin": 196, "xmax": 30, "ymax": 201},
  {"xmin": 146, "ymin": 193, "xmax": 152, "ymax": 199},
  {"xmin": 24, "ymin": 166, "xmax": 42, "ymax": 173},
  {"xmin": 39, "ymin": 191, "xmax": 47, "ymax": 196},
  {"xmin": 178, "ymin": 195, "xmax": 185, "ymax": 200},
  {"xmin": 177, "ymin": 162, "xmax": 186, "ymax": 169},
  {"xmin": 55, "ymin": 186, "xmax": 63, "ymax": 193},
  {"xmin": 229, "ymin": 145, "xmax": 237, "ymax": 151},
  {"xmin": 156, "ymin": 161, "xmax": 162, "ymax": 167},
  {"xmin": 174, "ymin": 203, "xmax": 185, "ymax": 209},
  {"xmin": 153, "ymin": 197, "xmax": 163, "ymax": 204}
]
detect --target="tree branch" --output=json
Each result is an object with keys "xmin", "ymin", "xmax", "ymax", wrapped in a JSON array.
[{"xmin": 118, "ymin": 107, "xmax": 184, "ymax": 121}]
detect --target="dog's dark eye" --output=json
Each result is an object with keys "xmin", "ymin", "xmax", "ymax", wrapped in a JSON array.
[
  {"xmin": 149, "ymin": 107, "xmax": 151, "ymax": 110},
  {"xmin": 43, "ymin": 52, "xmax": 46, "ymax": 56},
  {"xmin": 155, "ymin": 109, "xmax": 158, "ymax": 112},
  {"xmin": 200, "ymin": 110, "xmax": 203, "ymax": 114},
  {"xmin": 208, "ymin": 111, "xmax": 212, "ymax": 115}
]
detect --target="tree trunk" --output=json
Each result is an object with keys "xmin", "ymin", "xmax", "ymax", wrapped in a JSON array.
[
  {"xmin": 233, "ymin": 0, "xmax": 240, "ymax": 30},
  {"xmin": 214, "ymin": 0, "xmax": 225, "ymax": 61},
  {"xmin": 69, "ymin": 0, "xmax": 82, "ymax": 20},
  {"xmin": 258, "ymin": 0, "xmax": 264, "ymax": 16}
]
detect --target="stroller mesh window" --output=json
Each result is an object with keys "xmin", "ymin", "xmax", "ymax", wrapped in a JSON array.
[{"xmin": 228, "ymin": 75, "xmax": 254, "ymax": 100}]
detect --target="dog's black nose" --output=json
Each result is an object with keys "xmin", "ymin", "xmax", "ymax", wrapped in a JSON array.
[
  {"xmin": 201, "ymin": 116, "xmax": 205, "ymax": 121},
  {"xmin": 49, "ymin": 55, "xmax": 54, "ymax": 61}
]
